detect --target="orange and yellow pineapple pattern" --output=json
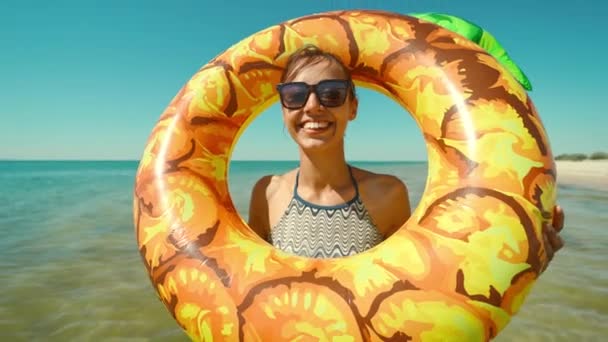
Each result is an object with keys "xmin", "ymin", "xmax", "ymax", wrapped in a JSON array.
[{"xmin": 134, "ymin": 10, "xmax": 556, "ymax": 341}]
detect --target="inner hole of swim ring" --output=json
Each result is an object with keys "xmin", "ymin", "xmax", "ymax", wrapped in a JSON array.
[{"xmin": 227, "ymin": 86, "xmax": 428, "ymax": 256}]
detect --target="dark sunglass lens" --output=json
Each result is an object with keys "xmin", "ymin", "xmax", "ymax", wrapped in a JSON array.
[
  {"xmin": 317, "ymin": 81, "xmax": 348, "ymax": 107},
  {"xmin": 279, "ymin": 84, "xmax": 309, "ymax": 108}
]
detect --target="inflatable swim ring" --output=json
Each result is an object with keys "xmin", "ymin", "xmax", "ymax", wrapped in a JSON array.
[{"xmin": 133, "ymin": 9, "xmax": 557, "ymax": 341}]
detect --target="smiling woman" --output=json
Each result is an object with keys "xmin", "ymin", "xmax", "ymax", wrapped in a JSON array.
[
  {"xmin": 134, "ymin": 9, "xmax": 563, "ymax": 341},
  {"xmin": 247, "ymin": 44, "xmax": 411, "ymax": 259}
]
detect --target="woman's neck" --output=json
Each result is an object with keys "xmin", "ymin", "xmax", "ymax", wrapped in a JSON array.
[{"xmin": 297, "ymin": 145, "xmax": 351, "ymax": 192}]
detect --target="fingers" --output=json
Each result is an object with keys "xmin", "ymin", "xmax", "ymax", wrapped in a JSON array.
[
  {"xmin": 542, "ymin": 224, "xmax": 555, "ymax": 273},
  {"xmin": 552, "ymin": 205, "xmax": 565, "ymax": 232},
  {"xmin": 546, "ymin": 224, "xmax": 565, "ymax": 252},
  {"xmin": 540, "ymin": 204, "xmax": 565, "ymax": 273}
]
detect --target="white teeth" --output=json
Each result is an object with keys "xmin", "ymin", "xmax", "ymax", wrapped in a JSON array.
[{"xmin": 303, "ymin": 121, "xmax": 330, "ymax": 129}]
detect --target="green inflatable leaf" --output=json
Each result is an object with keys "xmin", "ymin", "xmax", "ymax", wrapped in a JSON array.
[{"xmin": 409, "ymin": 12, "xmax": 533, "ymax": 91}]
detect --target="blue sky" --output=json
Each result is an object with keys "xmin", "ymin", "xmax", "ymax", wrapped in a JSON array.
[{"xmin": 2, "ymin": 0, "xmax": 606, "ymax": 161}]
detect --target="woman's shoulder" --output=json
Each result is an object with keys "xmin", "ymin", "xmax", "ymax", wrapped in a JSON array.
[
  {"xmin": 248, "ymin": 168, "xmax": 298, "ymax": 239},
  {"xmin": 351, "ymin": 166, "xmax": 411, "ymax": 237},
  {"xmin": 350, "ymin": 166, "xmax": 409, "ymax": 212},
  {"xmin": 250, "ymin": 168, "xmax": 298, "ymax": 201},
  {"xmin": 351, "ymin": 167, "xmax": 408, "ymax": 194}
]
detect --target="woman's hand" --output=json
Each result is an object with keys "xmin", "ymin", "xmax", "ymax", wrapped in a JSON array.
[{"xmin": 541, "ymin": 205, "xmax": 565, "ymax": 273}]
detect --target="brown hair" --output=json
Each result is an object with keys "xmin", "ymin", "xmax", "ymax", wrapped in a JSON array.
[{"xmin": 280, "ymin": 44, "xmax": 356, "ymax": 98}]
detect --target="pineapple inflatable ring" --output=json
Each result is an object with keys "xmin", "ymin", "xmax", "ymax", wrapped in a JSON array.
[{"xmin": 134, "ymin": 9, "xmax": 557, "ymax": 341}]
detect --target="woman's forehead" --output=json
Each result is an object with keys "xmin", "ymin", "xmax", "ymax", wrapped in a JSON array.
[{"xmin": 288, "ymin": 59, "xmax": 347, "ymax": 83}]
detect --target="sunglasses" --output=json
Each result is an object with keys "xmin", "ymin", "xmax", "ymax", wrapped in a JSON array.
[{"xmin": 276, "ymin": 79, "xmax": 352, "ymax": 110}]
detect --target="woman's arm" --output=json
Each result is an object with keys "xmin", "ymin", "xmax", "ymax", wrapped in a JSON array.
[
  {"xmin": 383, "ymin": 177, "xmax": 412, "ymax": 238},
  {"xmin": 247, "ymin": 175, "xmax": 273, "ymax": 241}
]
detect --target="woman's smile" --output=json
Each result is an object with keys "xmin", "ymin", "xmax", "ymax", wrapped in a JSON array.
[{"xmin": 299, "ymin": 120, "xmax": 334, "ymax": 134}]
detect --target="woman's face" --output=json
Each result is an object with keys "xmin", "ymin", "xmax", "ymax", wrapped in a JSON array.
[{"xmin": 280, "ymin": 59, "xmax": 357, "ymax": 152}]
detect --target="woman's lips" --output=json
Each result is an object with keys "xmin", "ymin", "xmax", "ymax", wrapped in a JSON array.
[{"xmin": 299, "ymin": 121, "xmax": 333, "ymax": 134}]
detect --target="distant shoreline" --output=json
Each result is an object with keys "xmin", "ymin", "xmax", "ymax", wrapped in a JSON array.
[
  {"xmin": 556, "ymin": 160, "xmax": 608, "ymax": 192},
  {"xmin": 2, "ymin": 159, "xmax": 605, "ymax": 191}
]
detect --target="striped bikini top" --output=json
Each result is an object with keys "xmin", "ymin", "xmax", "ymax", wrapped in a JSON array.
[{"xmin": 269, "ymin": 166, "xmax": 384, "ymax": 259}]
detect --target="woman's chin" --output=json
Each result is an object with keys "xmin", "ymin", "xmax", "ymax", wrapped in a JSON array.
[{"xmin": 296, "ymin": 137, "xmax": 340, "ymax": 152}]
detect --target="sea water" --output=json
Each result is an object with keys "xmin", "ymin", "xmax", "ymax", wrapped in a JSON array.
[{"xmin": 1, "ymin": 161, "xmax": 605, "ymax": 341}]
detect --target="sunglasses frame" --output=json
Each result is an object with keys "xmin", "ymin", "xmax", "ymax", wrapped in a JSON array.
[{"xmin": 276, "ymin": 79, "xmax": 352, "ymax": 110}]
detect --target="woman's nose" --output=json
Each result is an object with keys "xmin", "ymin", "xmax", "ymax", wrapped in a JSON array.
[{"xmin": 303, "ymin": 91, "xmax": 323, "ymax": 113}]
